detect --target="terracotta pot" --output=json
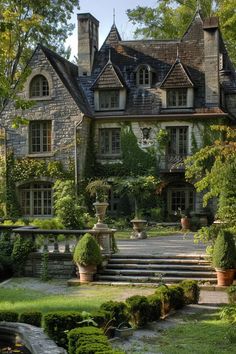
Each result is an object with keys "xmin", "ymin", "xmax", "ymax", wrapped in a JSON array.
[
  {"xmin": 181, "ymin": 217, "xmax": 190, "ymax": 230},
  {"xmin": 78, "ymin": 264, "xmax": 97, "ymax": 283},
  {"xmin": 215, "ymin": 268, "xmax": 235, "ymax": 286}
]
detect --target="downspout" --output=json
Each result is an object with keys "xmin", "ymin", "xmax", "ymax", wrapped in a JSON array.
[{"xmin": 74, "ymin": 115, "xmax": 84, "ymax": 199}]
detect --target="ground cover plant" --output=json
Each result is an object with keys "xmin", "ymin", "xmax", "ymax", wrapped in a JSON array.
[{"xmin": 114, "ymin": 226, "xmax": 182, "ymax": 239}]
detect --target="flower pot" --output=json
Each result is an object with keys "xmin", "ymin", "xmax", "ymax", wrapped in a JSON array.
[
  {"xmin": 215, "ymin": 268, "xmax": 235, "ymax": 286},
  {"xmin": 181, "ymin": 217, "xmax": 190, "ymax": 231},
  {"xmin": 78, "ymin": 264, "xmax": 97, "ymax": 283}
]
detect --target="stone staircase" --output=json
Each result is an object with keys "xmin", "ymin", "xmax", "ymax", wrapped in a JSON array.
[{"xmin": 96, "ymin": 254, "xmax": 217, "ymax": 285}]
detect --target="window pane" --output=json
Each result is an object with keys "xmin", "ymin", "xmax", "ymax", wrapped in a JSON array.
[
  {"xmin": 20, "ymin": 182, "xmax": 52, "ymax": 216},
  {"xmin": 167, "ymin": 89, "xmax": 187, "ymax": 107},
  {"xmin": 30, "ymin": 75, "xmax": 49, "ymax": 98},
  {"xmin": 99, "ymin": 128, "xmax": 120, "ymax": 156},
  {"xmin": 167, "ymin": 127, "xmax": 188, "ymax": 156},
  {"xmin": 99, "ymin": 90, "xmax": 119, "ymax": 110},
  {"xmin": 30, "ymin": 121, "xmax": 52, "ymax": 153}
]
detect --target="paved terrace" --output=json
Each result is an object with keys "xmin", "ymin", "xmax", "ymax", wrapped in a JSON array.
[{"xmin": 116, "ymin": 233, "xmax": 206, "ymax": 256}]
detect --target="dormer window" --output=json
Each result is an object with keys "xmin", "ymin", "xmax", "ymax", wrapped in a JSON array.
[
  {"xmin": 30, "ymin": 75, "xmax": 49, "ymax": 98},
  {"xmin": 99, "ymin": 90, "xmax": 119, "ymax": 110},
  {"xmin": 136, "ymin": 65, "xmax": 151, "ymax": 87},
  {"xmin": 167, "ymin": 88, "xmax": 187, "ymax": 107}
]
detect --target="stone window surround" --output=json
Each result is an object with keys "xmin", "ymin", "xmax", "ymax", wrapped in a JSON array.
[
  {"xmin": 161, "ymin": 88, "xmax": 194, "ymax": 108},
  {"xmin": 16, "ymin": 178, "xmax": 54, "ymax": 217},
  {"xmin": 135, "ymin": 64, "xmax": 152, "ymax": 87},
  {"xmin": 25, "ymin": 68, "xmax": 53, "ymax": 100}
]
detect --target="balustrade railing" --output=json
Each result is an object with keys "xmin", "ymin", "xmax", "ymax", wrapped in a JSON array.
[
  {"xmin": 160, "ymin": 154, "xmax": 189, "ymax": 172},
  {"xmin": 7, "ymin": 227, "xmax": 116, "ymax": 255}
]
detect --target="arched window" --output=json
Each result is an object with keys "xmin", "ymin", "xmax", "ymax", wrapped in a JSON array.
[
  {"xmin": 136, "ymin": 66, "xmax": 151, "ymax": 86},
  {"xmin": 19, "ymin": 182, "xmax": 53, "ymax": 216},
  {"xmin": 29, "ymin": 75, "xmax": 49, "ymax": 98}
]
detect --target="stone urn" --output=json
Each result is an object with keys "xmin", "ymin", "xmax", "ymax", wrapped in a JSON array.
[
  {"xmin": 93, "ymin": 201, "xmax": 109, "ymax": 229},
  {"xmin": 130, "ymin": 219, "xmax": 147, "ymax": 239}
]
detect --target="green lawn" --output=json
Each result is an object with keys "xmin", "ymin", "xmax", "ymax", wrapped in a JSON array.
[{"xmin": 0, "ymin": 279, "xmax": 154, "ymax": 314}]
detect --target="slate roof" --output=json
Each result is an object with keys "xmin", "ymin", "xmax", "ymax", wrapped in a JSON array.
[
  {"xmin": 160, "ymin": 59, "xmax": 194, "ymax": 89},
  {"xmin": 40, "ymin": 45, "xmax": 92, "ymax": 116}
]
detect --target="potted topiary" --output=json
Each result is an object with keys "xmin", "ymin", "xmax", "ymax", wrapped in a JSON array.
[
  {"xmin": 212, "ymin": 230, "xmax": 236, "ymax": 286},
  {"xmin": 73, "ymin": 233, "xmax": 102, "ymax": 283},
  {"xmin": 86, "ymin": 179, "xmax": 110, "ymax": 229}
]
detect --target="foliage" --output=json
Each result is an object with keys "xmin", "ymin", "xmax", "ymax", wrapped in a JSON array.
[
  {"xmin": 127, "ymin": 0, "xmax": 236, "ymax": 64},
  {"xmin": 86, "ymin": 179, "xmax": 111, "ymax": 202},
  {"xmin": 212, "ymin": 230, "xmax": 236, "ymax": 269},
  {"xmin": 0, "ymin": 254, "xmax": 13, "ymax": 279},
  {"xmin": 0, "ymin": 0, "xmax": 80, "ymax": 115},
  {"xmin": 11, "ymin": 234, "xmax": 35, "ymax": 274},
  {"xmin": 156, "ymin": 128, "xmax": 170, "ymax": 150},
  {"xmin": 44, "ymin": 312, "xmax": 83, "ymax": 348},
  {"xmin": 125, "ymin": 295, "xmax": 150, "ymax": 328},
  {"xmin": 120, "ymin": 124, "xmax": 156, "ymax": 176},
  {"xmin": 73, "ymin": 233, "xmax": 102, "ymax": 267},
  {"xmin": 68, "ymin": 326, "xmax": 109, "ymax": 354},
  {"xmin": 31, "ymin": 217, "xmax": 64, "ymax": 230},
  {"xmin": 100, "ymin": 301, "xmax": 128, "ymax": 327},
  {"xmin": 155, "ymin": 285, "xmax": 172, "ymax": 317},
  {"xmin": 19, "ymin": 311, "xmax": 42, "ymax": 327},
  {"xmin": 168, "ymin": 285, "xmax": 185, "ymax": 310},
  {"xmin": 54, "ymin": 179, "xmax": 86, "ymax": 229},
  {"xmin": 0, "ymin": 311, "xmax": 18, "ymax": 322},
  {"xmin": 115, "ymin": 175, "xmax": 159, "ymax": 218},
  {"xmin": 146, "ymin": 294, "xmax": 162, "ymax": 321},
  {"xmin": 180, "ymin": 280, "xmax": 200, "ymax": 304},
  {"xmin": 227, "ymin": 285, "xmax": 236, "ymax": 304},
  {"xmin": 0, "ymin": 230, "xmax": 14, "ymax": 256},
  {"xmin": 40, "ymin": 252, "xmax": 50, "ymax": 281},
  {"xmin": 185, "ymin": 125, "xmax": 236, "ymax": 226}
]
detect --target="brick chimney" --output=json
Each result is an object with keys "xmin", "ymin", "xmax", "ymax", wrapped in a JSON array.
[
  {"xmin": 77, "ymin": 13, "xmax": 99, "ymax": 76},
  {"xmin": 203, "ymin": 17, "xmax": 220, "ymax": 107}
]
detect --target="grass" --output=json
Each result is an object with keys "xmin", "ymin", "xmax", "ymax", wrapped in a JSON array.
[
  {"xmin": 0, "ymin": 279, "xmax": 154, "ymax": 314},
  {"xmin": 115, "ymin": 226, "xmax": 182, "ymax": 239}
]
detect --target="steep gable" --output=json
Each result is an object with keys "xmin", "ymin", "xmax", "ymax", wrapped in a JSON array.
[
  {"xmin": 92, "ymin": 60, "xmax": 126, "ymax": 90},
  {"xmin": 160, "ymin": 59, "xmax": 194, "ymax": 89}
]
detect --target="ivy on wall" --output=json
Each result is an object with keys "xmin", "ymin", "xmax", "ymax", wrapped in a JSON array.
[
  {"xmin": 5, "ymin": 152, "xmax": 74, "ymax": 217},
  {"xmin": 93, "ymin": 123, "xmax": 156, "ymax": 178}
]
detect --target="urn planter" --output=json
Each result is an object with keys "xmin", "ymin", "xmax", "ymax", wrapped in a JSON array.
[{"xmin": 130, "ymin": 219, "xmax": 147, "ymax": 239}]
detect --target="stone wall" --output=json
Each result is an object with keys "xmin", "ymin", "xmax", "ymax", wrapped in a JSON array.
[
  {"xmin": 24, "ymin": 252, "xmax": 76, "ymax": 279},
  {"xmin": 2, "ymin": 47, "xmax": 84, "ymax": 170}
]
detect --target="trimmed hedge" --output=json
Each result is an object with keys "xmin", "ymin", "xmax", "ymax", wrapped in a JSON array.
[
  {"xmin": 19, "ymin": 311, "xmax": 42, "ymax": 327},
  {"xmin": 68, "ymin": 326, "xmax": 111, "ymax": 354},
  {"xmin": 0, "ymin": 311, "xmax": 18, "ymax": 322},
  {"xmin": 169, "ymin": 285, "xmax": 185, "ymax": 310},
  {"xmin": 100, "ymin": 301, "xmax": 128, "ymax": 327},
  {"xmin": 146, "ymin": 294, "xmax": 162, "ymax": 321},
  {"xmin": 180, "ymin": 280, "xmax": 200, "ymax": 304},
  {"xmin": 126, "ymin": 295, "xmax": 150, "ymax": 328},
  {"xmin": 44, "ymin": 312, "xmax": 83, "ymax": 348},
  {"xmin": 155, "ymin": 285, "xmax": 172, "ymax": 317}
]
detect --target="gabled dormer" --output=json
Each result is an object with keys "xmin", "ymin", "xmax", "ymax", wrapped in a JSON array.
[
  {"xmin": 160, "ymin": 58, "xmax": 194, "ymax": 109},
  {"xmin": 92, "ymin": 58, "xmax": 127, "ymax": 111}
]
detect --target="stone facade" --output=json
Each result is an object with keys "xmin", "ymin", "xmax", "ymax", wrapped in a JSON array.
[{"xmin": 1, "ymin": 9, "xmax": 236, "ymax": 220}]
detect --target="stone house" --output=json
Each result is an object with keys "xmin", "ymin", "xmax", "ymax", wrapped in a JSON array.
[{"xmin": 1, "ymin": 9, "xmax": 236, "ymax": 220}]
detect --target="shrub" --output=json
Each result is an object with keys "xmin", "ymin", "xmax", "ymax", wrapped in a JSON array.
[
  {"xmin": 67, "ymin": 326, "xmax": 107, "ymax": 354},
  {"xmin": 179, "ymin": 280, "xmax": 200, "ymax": 304},
  {"xmin": 44, "ymin": 312, "xmax": 83, "ymax": 348},
  {"xmin": 75, "ymin": 343, "xmax": 111, "ymax": 354},
  {"xmin": 155, "ymin": 285, "xmax": 172, "ymax": 317},
  {"xmin": 11, "ymin": 234, "xmax": 35, "ymax": 275},
  {"xmin": 219, "ymin": 305, "xmax": 236, "ymax": 323},
  {"xmin": 212, "ymin": 230, "xmax": 236, "ymax": 269},
  {"xmin": 146, "ymin": 294, "xmax": 161, "ymax": 321},
  {"xmin": 19, "ymin": 311, "xmax": 42, "ymax": 327},
  {"xmin": 169, "ymin": 285, "xmax": 185, "ymax": 310},
  {"xmin": 0, "ymin": 311, "xmax": 18, "ymax": 322},
  {"xmin": 0, "ymin": 254, "xmax": 13, "ymax": 279},
  {"xmin": 73, "ymin": 233, "xmax": 102, "ymax": 266},
  {"xmin": 100, "ymin": 301, "xmax": 128, "ymax": 327},
  {"xmin": 125, "ymin": 295, "xmax": 150, "ymax": 328},
  {"xmin": 227, "ymin": 285, "xmax": 236, "ymax": 304},
  {"xmin": 0, "ymin": 231, "xmax": 13, "ymax": 257}
]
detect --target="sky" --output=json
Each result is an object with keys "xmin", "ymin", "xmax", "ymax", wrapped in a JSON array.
[{"xmin": 65, "ymin": 0, "xmax": 156, "ymax": 59}]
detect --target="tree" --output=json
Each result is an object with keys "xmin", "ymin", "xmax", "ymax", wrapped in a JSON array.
[
  {"xmin": 0, "ymin": 0, "xmax": 80, "ymax": 115},
  {"xmin": 127, "ymin": 0, "xmax": 236, "ymax": 64},
  {"xmin": 185, "ymin": 125, "xmax": 236, "ymax": 225}
]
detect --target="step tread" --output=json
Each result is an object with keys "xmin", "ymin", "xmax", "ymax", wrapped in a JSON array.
[
  {"xmin": 107, "ymin": 264, "xmax": 213, "ymax": 270},
  {"xmin": 100, "ymin": 269, "xmax": 216, "ymax": 277},
  {"xmin": 97, "ymin": 274, "xmax": 216, "ymax": 283}
]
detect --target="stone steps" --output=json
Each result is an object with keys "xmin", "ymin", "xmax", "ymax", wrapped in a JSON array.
[{"xmin": 97, "ymin": 254, "xmax": 217, "ymax": 285}]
